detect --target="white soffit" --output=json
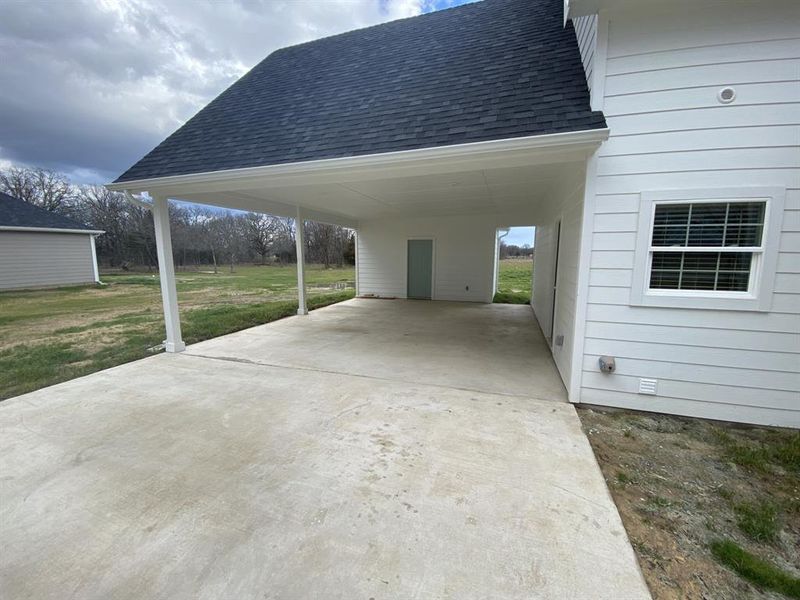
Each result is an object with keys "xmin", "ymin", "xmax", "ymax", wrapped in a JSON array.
[{"xmin": 108, "ymin": 130, "xmax": 606, "ymax": 224}]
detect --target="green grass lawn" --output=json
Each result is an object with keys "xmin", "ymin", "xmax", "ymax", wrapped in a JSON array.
[
  {"xmin": 494, "ymin": 259, "xmax": 533, "ymax": 304},
  {"xmin": 0, "ymin": 264, "xmax": 354, "ymax": 400}
]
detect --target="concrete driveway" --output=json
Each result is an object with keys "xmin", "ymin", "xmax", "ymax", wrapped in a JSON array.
[{"xmin": 0, "ymin": 299, "xmax": 649, "ymax": 599}]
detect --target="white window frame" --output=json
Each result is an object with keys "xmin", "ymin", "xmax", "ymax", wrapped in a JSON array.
[{"xmin": 630, "ymin": 187, "xmax": 785, "ymax": 311}]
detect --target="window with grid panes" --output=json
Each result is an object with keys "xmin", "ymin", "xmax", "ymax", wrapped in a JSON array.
[{"xmin": 648, "ymin": 201, "xmax": 766, "ymax": 293}]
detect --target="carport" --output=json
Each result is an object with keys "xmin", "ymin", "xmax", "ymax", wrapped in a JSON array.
[
  {"xmin": 0, "ymin": 298, "xmax": 649, "ymax": 599},
  {"xmin": 108, "ymin": 130, "xmax": 605, "ymax": 356},
  {"xmin": 105, "ymin": 0, "xmax": 610, "ymax": 399}
]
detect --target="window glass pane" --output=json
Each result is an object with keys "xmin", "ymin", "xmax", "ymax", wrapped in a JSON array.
[
  {"xmin": 649, "ymin": 251, "xmax": 753, "ymax": 292},
  {"xmin": 728, "ymin": 202, "xmax": 765, "ymax": 225},
  {"xmin": 681, "ymin": 252, "xmax": 719, "ymax": 271},
  {"xmin": 650, "ymin": 269, "xmax": 680, "ymax": 289},
  {"xmin": 718, "ymin": 253, "xmax": 752, "ymax": 270},
  {"xmin": 654, "ymin": 204, "xmax": 690, "ymax": 226},
  {"xmin": 687, "ymin": 225, "xmax": 724, "ymax": 246},
  {"xmin": 716, "ymin": 272, "xmax": 750, "ymax": 292},
  {"xmin": 651, "ymin": 201, "xmax": 765, "ymax": 249},
  {"xmin": 651, "ymin": 253, "xmax": 682, "ymax": 270},
  {"xmin": 652, "ymin": 225, "xmax": 688, "ymax": 246},
  {"xmin": 724, "ymin": 224, "xmax": 762, "ymax": 247},
  {"xmin": 690, "ymin": 203, "xmax": 727, "ymax": 225},
  {"xmin": 680, "ymin": 270, "xmax": 717, "ymax": 290}
]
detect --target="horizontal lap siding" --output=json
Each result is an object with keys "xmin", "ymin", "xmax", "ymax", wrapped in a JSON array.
[
  {"xmin": 357, "ymin": 215, "xmax": 496, "ymax": 302},
  {"xmin": 582, "ymin": 0, "xmax": 800, "ymax": 427},
  {"xmin": 573, "ymin": 15, "xmax": 597, "ymax": 92},
  {"xmin": 533, "ymin": 177, "xmax": 585, "ymax": 392},
  {"xmin": 0, "ymin": 231, "xmax": 95, "ymax": 290}
]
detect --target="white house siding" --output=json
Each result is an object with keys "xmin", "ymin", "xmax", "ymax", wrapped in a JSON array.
[
  {"xmin": 357, "ymin": 215, "xmax": 496, "ymax": 302},
  {"xmin": 533, "ymin": 177, "xmax": 586, "ymax": 393},
  {"xmin": 579, "ymin": 0, "xmax": 800, "ymax": 426},
  {"xmin": 572, "ymin": 15, "xmax": 597, "ymax": 92},
  {"xmin": 0, "ymin": 231, "xmax": 97, "ymax": 290}
]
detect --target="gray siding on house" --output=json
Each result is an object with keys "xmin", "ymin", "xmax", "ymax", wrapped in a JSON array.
[{"xmin": 0, "ymin": 231, "xmax": 96, "ymax": 290}]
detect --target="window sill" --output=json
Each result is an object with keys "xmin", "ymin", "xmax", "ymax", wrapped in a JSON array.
[{"xmin": 630, "ymin": 291, "xmax": 769, "ymax": 312}]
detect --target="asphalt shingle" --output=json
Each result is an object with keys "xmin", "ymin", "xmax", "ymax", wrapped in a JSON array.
[
  {"xmin": 0, "ymin": 192, "xmax": 95, "ymax": 231},
  {"xmin": 115, "ymin": 0, "xmax": 605, "ymax": 183}
]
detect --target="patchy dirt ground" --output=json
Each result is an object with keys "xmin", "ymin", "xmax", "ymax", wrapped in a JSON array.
[{"xmin": 578, "ymin": 407, "xmax": 799, "ymax": 600}]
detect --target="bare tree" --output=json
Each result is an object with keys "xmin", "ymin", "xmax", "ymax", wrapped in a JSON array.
[
  {"xmin": 0, "ymin": 166, "xmax": 74, "ymax": 214},
  {"xmin": 305, "ymin": 222, "xmax": 351, "ymax": 268},
  {"xmin": 209, "ymin": 213, "xmax": 248, "ymax": 273},
  {"xmin": 246, "ymin": 213, "xmax": 280, "ymax": 264},
  {"xmin": 75, "ymin": 185, "xmax": 128, "ymax": 265},
  {"xmin": 1, "ymin": 165, "xmax": 354, "ymax": 271}
]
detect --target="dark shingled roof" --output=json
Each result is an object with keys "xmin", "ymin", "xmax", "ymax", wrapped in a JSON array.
[
  {"xmin": 115, "ymin": 0, "xmax": 605, "ymax": 183},
  {"xmin": 0, "ymin": 192, "xmax": 95, "ymax": 231}
]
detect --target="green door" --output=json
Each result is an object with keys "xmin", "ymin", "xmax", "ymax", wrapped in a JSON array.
[{"xmin": 407, "ymin": 239, "xmax": 433, "ymax": 299}]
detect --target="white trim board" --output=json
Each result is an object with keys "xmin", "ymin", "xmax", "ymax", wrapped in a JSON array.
[
  {"xmin": 629, "ymin": 186, "xmax": 786, "ymax": 311},
  {"xmin": 590, "ymin": 11, "xmax": 609, "ymax": 112},
  {"xmin": 569, "ymin": 152, "xmax": 600, "ymax": 402},
  {"xmin": 0, "ymin": 226, "xmax": 104, "ymax": 235},
  {"xmin": 106, "ymin": 129, "xmax": 610, "ymax": 194}
]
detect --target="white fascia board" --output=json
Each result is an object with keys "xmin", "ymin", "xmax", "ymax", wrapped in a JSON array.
[
  {"xmin": 567, "ymin": 0, "xmax": 663, "ymax": 18},
  {"xmin": 0, "ymin": 226, "xmax": 105, "ymax": 235},
  {"xmin": 105, "ymin": 129, "xmax": 610, "ymax": 195}
]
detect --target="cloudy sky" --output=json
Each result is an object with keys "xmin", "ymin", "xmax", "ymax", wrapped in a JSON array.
[{"xmin": 0, "ymin": 0, "xmax": 472, "ymax": 185}]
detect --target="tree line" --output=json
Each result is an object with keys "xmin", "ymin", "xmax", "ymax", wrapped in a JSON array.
[
  {"xmin": 499, "ymin": 242, "xmax": 534, "ymax": 259},
  {"xmin": 0, "ymin": 166, "xmax": 354, "ymax": 271}
]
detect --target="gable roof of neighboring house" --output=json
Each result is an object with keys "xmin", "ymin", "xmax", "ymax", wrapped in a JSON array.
[
  {"xmin": 115, "ymin": 0, "xmax": 605, "ymax": 184},
  {"xmin": 0, "ymin": 192, "xmax": 98, "ymax": 232}
]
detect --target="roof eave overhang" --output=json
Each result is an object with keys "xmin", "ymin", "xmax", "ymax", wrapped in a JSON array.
[
  {"xmin": 107, "ymin": 128, "xmax": 609, "ymax": 195},
  {"xmin": 0, "ymin": 226, "xmax": 104, "ymax": 235}
]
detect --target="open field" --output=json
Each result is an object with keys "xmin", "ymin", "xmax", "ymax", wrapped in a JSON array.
[
  {"xmin": 0, "ymin": 264, "xmax": 354, "ymax": 400},
  {"xmin": 579, "ymin": 408, "xmax": 800, "ymax": 599},
  {"xmin": 494, "ymin": 258, "xmax": 533, "ymax": 303}
]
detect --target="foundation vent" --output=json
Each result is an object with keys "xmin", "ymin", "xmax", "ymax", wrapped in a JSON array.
[{"xmin": 638, "ymin": 378, "xmax": 658, "ymax": 395}]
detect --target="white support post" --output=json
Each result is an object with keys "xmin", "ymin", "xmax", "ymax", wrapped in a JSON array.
[
  {"xmin": 354, "ymin": 230, "xmax": 360, "ymax": 297},
  {"xmin": 295, "ymin": 206, "xmax": 308, "ymax": 315},
  {"xmin": 89, "ymin": 234, "xmax": 100, "ymax": 284},
  {"xmin": 152, "ymin": 195, "xmax": 186, "ymax": 352}
]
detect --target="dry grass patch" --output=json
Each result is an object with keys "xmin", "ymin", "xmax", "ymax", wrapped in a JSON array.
[
  {"xmin": 0, "ymin": 265, "xmax": 354, "ymax": 400},
  {"xmin": 579, "ymin": 407, "xmax": 799, "ymax": 600}
]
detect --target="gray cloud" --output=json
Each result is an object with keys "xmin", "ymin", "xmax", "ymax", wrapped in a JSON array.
[{"xmin": 0, "ymin": 0, "xmax": 434, "ymax": 184}]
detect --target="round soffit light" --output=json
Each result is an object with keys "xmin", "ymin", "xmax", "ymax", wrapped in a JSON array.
[{"xmin": 718, "ymin": 87, "xmax": 736, "ymax": 104}]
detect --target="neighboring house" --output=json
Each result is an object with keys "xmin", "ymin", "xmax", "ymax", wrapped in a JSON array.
[
  {"xmin": 0, "ymin": 192, "xmax": 103, "ymax": 290},
  {"xmin": 108, "ymin": 0, "xmax": 799, "ymax": 427}
]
